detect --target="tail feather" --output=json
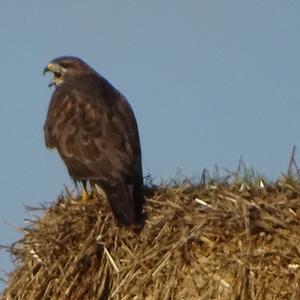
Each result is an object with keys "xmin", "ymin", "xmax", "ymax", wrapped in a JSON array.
[
  {"xmin": 93, "ymin": 179, "xmax": 145, "ymax": 226},
  {"xmin": 131, "ymin": 179, "xmax": 146, "ymax": 225}
]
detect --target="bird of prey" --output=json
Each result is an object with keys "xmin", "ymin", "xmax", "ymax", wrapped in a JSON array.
[{"xmin": 43, "ymin": 56, "xmax": 145, "ymax": 226}]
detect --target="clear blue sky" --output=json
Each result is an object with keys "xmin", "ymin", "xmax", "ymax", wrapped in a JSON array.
[{"xmin": 0, "ymin": 1, "xmax": 299, "ymax": 289}]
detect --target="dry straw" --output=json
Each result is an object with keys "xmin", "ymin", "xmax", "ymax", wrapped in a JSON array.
[{"xmin": 2, "ymin": 180, "xmax": 300, "ymax": 299}]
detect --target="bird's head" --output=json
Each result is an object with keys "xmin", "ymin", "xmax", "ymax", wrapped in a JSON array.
[{"xmin": 43, "ymin": 56, "xmax": 93, "ymax": 87}]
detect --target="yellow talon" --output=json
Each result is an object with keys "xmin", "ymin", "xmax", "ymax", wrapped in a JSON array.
[{"xmin": 82, "ymin": 181, "xmax": 89, "ymax": 203}]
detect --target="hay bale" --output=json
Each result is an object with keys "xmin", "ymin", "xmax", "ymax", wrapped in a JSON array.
[{"xmin": 2, "ymin": 182, "xmax": 300, "ymax": 299}]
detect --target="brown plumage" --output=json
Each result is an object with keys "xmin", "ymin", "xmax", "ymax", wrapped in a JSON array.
[{"xmin": 43, "ymin": 56, "xmax": 145, "ymax": 226}]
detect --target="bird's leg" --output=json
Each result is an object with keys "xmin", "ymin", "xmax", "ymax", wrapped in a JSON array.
[{"xmin": 82, "ymin": 180, "xmax": 89, "ymax": 203}]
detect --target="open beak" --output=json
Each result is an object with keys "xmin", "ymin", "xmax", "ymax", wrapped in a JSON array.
[
  {"xmin": 43, "ymin": 63, "xmax": 54, "ymax": 87},
  {"xmin": 43, "ymin": 63, "xmax": 62, "ymax": 87}
]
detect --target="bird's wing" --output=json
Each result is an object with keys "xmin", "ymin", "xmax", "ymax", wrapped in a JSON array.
[{"xmin": 44, "ymin": 86, "xmax": 141, "ymax": 182}]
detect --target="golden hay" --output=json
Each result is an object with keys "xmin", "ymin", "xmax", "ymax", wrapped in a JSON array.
[{"xmin": 2, "ymin": 182, "xmax": 300, "ymax": 299}]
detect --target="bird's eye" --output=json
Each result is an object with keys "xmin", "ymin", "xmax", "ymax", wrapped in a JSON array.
[{"xmin": 60, "ymin": 62, "xmax": 70, "ymax": 69}]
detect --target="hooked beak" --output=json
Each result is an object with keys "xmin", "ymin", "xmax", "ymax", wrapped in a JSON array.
[
  {"xmin": 43, "ymin": 65, "xmax": 49, "ymax": 75},
  {"xmin": 43, "ymin": 63, "xmax": 62, "ymax": 87}
]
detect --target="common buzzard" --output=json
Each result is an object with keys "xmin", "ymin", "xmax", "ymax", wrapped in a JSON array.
[{"xmin": 43, "ymin": 56, "xmax": 145, "ymax": 226}]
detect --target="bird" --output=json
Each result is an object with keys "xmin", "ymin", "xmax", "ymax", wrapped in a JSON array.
[{"xmin": 43, "ymin": 56, "xmax": 145, "ymax": 226}]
